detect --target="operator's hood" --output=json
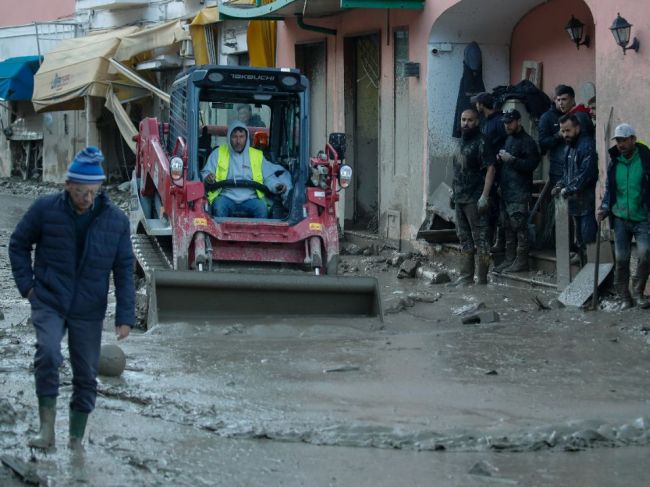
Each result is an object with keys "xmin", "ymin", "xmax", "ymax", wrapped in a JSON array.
[{"xmin": 227, "ymin": 120, "xmax": 250, "ymax": 154}]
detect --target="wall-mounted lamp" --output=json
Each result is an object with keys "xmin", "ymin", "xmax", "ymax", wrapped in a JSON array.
[
  {"xmin": 610, "ymin": 13, "xmax": 640, "ymax": 55},
  {"xmin": 565, "ymin": 15, "xmax": 590, "ymax": 49}
]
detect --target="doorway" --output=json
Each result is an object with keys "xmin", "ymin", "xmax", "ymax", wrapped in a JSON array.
[
  {"xmin": 295, "ymin": 41, "xmax": 327, "ymax": 157},
  {"xmin": 343, "ymin": 33, "xmax": 380, "ymax": 233}
]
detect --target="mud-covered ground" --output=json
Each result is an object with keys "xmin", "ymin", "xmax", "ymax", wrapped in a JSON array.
[{"xmin": 1, "ymin": 178, "xmax": 650, "ymax": 486}]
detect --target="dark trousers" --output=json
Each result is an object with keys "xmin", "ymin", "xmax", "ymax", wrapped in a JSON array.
[
  {"xmin": 572, "ymin": 213, "xmax": 598, "ymax": 250},
  {"xmin": 455, "ymin": 202, "xmax": 491, "ymax": 256},
  {"xmin": 31, "ymin": 297, "xmax": 103, "ymax": 413},
  {"xmin": 613, "ymin": 217, "xmax": 650, "ymax": 268}
]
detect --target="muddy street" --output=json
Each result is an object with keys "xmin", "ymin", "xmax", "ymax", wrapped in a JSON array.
[{"xmin": 1, "ymin": 185, "xmax": 650, "ymax": 486}]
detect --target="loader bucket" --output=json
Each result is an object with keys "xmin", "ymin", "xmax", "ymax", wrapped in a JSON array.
[{"xmin": 146, "ymin": 270, "xmax": 383, "ymax": 325}]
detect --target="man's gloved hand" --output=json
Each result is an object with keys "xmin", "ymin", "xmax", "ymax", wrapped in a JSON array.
[
  {"xmin": 498, "ymin": 150, "xmax": 514, "ymax": 163},
  {"xmin": 275, "ymin": 183, "xmax": 287, "ymax": 194},
  {"xmin": 477, "ymin": 195, "xmax": 489, "ymax": 214},
  {"xmin": 204, "ymin": 173, "xmax": 215, "ymax": 184},
  {"xmin": 551, "ymin": 185, "xmax": 563, "ymax": 197},
  {"xmin": 560, "ymin": 188, "xmax": 569, "ymax": 199},
  {"xmin": 596, "ymin": 209, "xmax": 609, "ymax": 222}
]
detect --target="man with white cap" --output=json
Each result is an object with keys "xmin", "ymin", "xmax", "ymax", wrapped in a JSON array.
[
  {"xmin": 598, "ymin": 124, "xmax": 650, "ymax": 309},
  {"xmin": 9, "ymin": 146, "xmax": 135, "ymax": 450}
]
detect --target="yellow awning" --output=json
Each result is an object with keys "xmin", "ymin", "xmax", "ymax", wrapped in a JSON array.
[
  {"xmin": 33, "ymin": 21, "xmax": 183, "ymax": 112},
  {"xmin": 247, "ymin": 0, "xmax": 276, "ymax": 68},
  {"xmin": 190, "ymin": 6, "xmax": 221, "ymax": 65}
]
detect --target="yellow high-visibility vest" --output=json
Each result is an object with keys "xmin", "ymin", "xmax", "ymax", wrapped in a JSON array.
[{"xmin": 207, "ymin": 145, "xmax": 265, "ymax": 204}]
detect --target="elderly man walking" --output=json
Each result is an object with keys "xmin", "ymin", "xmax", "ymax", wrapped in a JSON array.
[
  {"xmin": 598, "ymin": 124, "xmax": 650, "ymax": 309},
  {"xmin": 9, "ymin": 147, "xmax": 135, "ymax": 450}
]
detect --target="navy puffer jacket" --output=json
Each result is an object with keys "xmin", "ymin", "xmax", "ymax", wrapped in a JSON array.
[{"xmin": 9, "ymin": 191, "xmax": 135, "ymax": 326}]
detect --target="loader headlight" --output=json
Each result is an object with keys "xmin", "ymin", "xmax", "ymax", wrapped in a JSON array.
[
  {"xmin": 339, "ymin": 165, "xmax": 352, "ymax": 189},
  {"xmin": 170, "ymin": 157, "xmax": 184, "ymax": 180}
]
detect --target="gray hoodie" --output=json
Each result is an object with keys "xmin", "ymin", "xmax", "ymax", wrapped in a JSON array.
[{"xmin": 201, "ymin": 120, "xmax": 292, "ymax": 205}]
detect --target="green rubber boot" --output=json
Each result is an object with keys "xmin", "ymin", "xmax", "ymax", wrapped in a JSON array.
[
  {"xmin": 69, "ymin": 409, "xmax": 89, "ymax": 451},
  {"xmin": 29, "ymin": 396, "xmax": 57, "ymax": 450}
]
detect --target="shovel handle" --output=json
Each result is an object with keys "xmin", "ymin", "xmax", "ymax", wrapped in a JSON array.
[{"xmin": 592, "ymin": 220, "xmax": 602, "ymax": 310}]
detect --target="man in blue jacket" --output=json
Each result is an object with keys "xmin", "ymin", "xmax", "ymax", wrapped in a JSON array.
[
  {"xmin": 551, "ymin": 114, "xmax": 599, "ymax": 266},
  {"xmin": 598, "ymin": 124, "xmax": 650, "ymax": 309},
  {"xmin": 9, "ymin": 147, "xmax": 135, "ymax": 451}
]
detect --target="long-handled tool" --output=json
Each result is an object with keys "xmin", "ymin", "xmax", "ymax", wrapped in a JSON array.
[{"xmin": 592, "ymin": 220, "xmax": 602, "ymax": 310}]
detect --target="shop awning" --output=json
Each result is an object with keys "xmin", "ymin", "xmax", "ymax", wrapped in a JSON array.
[
  {"xmin": 218, "ymin": 0, "xmax": 424, "ymax": 20},
  {"xmin": 0, "ymin": 56, "xmax": 42, "ymax": 101},
  {"xmin": 32, "ymin": 20, "xmax": 185, "ymax": 112},
  {"xmin": 190, "ymin": 6, "xmax": 221, "ymax": 65}
]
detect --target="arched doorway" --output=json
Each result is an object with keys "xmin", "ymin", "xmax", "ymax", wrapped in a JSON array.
[{"xmin": 426, "ymin": 0, "xmax": 595, "ymax": 193}]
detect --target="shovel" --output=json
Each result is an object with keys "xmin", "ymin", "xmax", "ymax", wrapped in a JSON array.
[{"xmin": 592, "ymin": 220, "xmax": 602, "ymax": 310}]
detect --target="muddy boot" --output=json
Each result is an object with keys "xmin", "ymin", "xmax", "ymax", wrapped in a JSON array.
[
  {"xmin": 632, "ymin": 261, "xmax": 650, "ymax": 309},
  {"xmin": 447, "ymin": 252, "xmax": 475, "ymax": 287},
  {"xmin": 29, "ymin": 396, "xmax": 56, "ymax": 450},
  {"xmin": 505, "ymin": 231, "xmax": 529, "ymax": 273},
  {"xmin": 490, "ymin": 227, "xmax": 505, "ymax": 254},
  {"xmin": 68, "ymin": 410, "xmax": 89, "ymax": 451},
  {"xmin": 494, "ymin": 233, "xmax": 516, "ymax": 273},
  {"xmin": 476, "ymin": 254, "xmax": 491, "ymax": 285},
  {"xmin": 505, "ymin": 250, "xmax": 529, "ymax": 273},
  {"xmin": 614, "ymin": 264, "xmax": 634, "ymax": 310}
]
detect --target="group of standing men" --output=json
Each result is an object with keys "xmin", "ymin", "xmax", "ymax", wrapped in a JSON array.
[{"xmin": 449, "ymin": 84, "xmax": 650, "ymax": 309}]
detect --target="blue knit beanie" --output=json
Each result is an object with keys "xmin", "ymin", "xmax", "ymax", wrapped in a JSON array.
[{"xmin": 67, "ymin": 146, "xmax": 105, "ymax": 184}]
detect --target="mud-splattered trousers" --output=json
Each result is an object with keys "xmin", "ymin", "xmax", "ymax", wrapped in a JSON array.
[
  {"xmin": 30, "ymin": 296, "xmax": 103, "ymax": 413},
  {"xmin": 455, "ymin": 202, "xmax": 491, "ymax": 256},
  {"xmin": 500, "ymin": 202, "xmax": 529, "ymax": 253}
]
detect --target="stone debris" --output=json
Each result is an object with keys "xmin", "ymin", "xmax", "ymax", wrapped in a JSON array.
[
  {"xmin": 416, "ymin": 268, "xmax": 451, "ymax": 284},
  {"xmin": 388, "ymin": 252, "xmax": 408, "ymax": 267},
  {"xmin": 385, "ymin": 292, "xmax": 442, "ymax": 314},
  {"xmin": 548, "ymin": 298, "xmax": 565, "ymax": 309},
  {"xmin": 461, "ymin": 311, "xmax": 500, "ymax": 325},
  {"xmin": 452, "ymin": 301, "xmax": 485, "ymax": 316},
  {"xmin": 468, "ymin": 460, "xmax": 497, "ymax": 476},
  {"xmin": 341, "ymin": 243, "xmax": 363, "ymax": 255},
  {"xmin": 397, "ymin": 259, "xmax": 421, "ymax": 279}
]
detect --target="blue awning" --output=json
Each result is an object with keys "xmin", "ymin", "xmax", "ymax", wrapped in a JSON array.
[{"xmin": 0, "ymin": 55, "xmax": 42, "ymax": 101}]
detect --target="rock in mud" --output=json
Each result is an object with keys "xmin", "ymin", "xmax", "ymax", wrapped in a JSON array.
[
  {"xmin": 341, "ymin": 243, "xmax": 363, "ymax": 255},
  {"xmin": 461, "ymin": 311, "xmax": 500, "ymax": 324},
  {"xmin": 98, "ymin": 344, "xmax": 127, "ymax": 377},
  {"xmin": 548, "ymin": 298, "xmax": 565, "ymax": 309},
  {"xmin": 468, "ymin": 460, "xmax": 497, "ymax": 476},
  {"xmin": 397, "ymin": 259, "xmax": 420, "ymax": 279},
  {"xmin": 388, "ymin": 252, "xmax": 408, "ymax": 266},
  {"xmin": 416, "ymin": 268, "xmax": 451, "ymax": 284}
]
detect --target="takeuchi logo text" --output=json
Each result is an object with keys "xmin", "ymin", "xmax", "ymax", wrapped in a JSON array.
[{"xmin": 50, "ymin": 73, "xmax": 71, "ymax": 91}]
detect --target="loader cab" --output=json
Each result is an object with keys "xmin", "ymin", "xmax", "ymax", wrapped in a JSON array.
[{"xmin": 169, "ymin": 65, "xmax": 310, "ymax": 224}]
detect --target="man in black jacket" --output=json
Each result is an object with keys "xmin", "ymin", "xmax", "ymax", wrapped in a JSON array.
[
  {"xmin": 552, "ymin": 114, "xmax": 598, "ymax": 265},
  {"xmin": 597, "ymin": 124, "xmax": 650, "ymax": 308},
  {"xmin": 538, "ymin": 85, "xmax": 593, "ymax": 187},
  {"xmin": 494, "ymin": 109, "xmax": 540, "ymax": 273}
]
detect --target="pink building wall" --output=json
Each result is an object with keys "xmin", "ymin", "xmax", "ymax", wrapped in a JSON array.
[
  {"xmin": 511, "ymin": 0, "xmax": 595, "ymax": 103},
  {"xmin": 0, "ymin": 0, "xmax": 75, "ymax": 27},
  {"xmin": 276, "ymin": 0, "xmax": 650, "ymax": 242}
]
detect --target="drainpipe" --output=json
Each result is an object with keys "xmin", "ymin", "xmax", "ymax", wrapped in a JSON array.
[{"xmin": 296, "ymin": 14, "xmax": 337, "ymax": 36}]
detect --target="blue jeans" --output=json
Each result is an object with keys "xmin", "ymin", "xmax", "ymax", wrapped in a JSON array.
[
  {"xmin": 30, "ymin": 296, "xmax": 103, "ymax": 413},
  {"xmin": 613, "ymin": 217, "xmax": 650, "ymax": 267},
  {"xmin": 212, "ymin": 196, "xmax": 267, "ymax": 218}
]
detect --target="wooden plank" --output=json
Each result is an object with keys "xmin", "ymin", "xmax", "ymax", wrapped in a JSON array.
[
  {"xmin": 555, "ymin": 197, "xmax": 571, "ymax": 289},
  {"xmin": 558, "ymin": 263, "xmax": 614, "ymax": 307}
]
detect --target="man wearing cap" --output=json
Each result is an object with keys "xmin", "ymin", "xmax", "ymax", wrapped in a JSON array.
[
  {"xmin": 598, "ymin": 124, "xmax": 650, "ymax": 309},
  {"xmin": 493, "ymin": 109, "xmax": 540, "ymax": 273},
  {"xmin": 472, "ymin": 91, "xmax": 507, "ymax": 253},
  {"xmin": 551, "ymin": 113, "xmax": 599, "ymax": 266},
  {"xmin": 9, "ymin": 146, "xmax": 135, "ymax": 451},
  {"xmin": 448, "ymin": 109, "xmax": 496, "ymax": 286}
]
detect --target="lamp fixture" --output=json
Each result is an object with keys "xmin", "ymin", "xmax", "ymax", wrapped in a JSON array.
[
  {"xmin": 565, "ymin": 15, "xmax": 590, "ymax": 49},
  {"xmin": 610, "ymin": 13, "xmax": 640, "ymax": 55}
]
